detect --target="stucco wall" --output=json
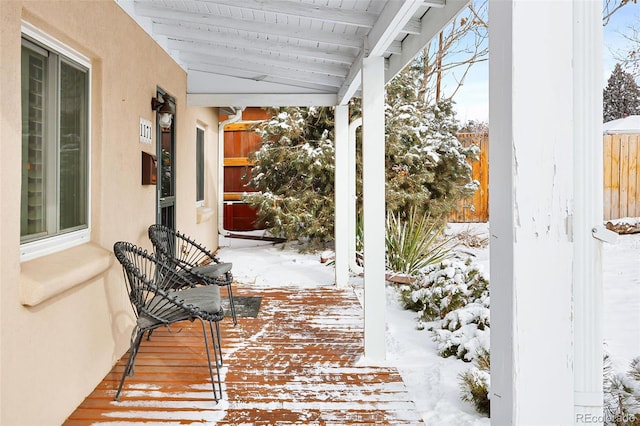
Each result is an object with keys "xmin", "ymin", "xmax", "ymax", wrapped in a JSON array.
[{"xmin": 0, "ymin": 1, "xmax": 220, "ymax": 424}]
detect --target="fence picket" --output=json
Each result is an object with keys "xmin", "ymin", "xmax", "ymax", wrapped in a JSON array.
[
  {"xmin": 603, "ymin": 133, "xmax": 640, "ymax": 221},
  {"xmin": 611, "ymin": 136, "xmax": 621, "ymax": 220},
  {"xmin": 628, "ymin": 136, "xmax": 637, "ymax": 218},
  {"xmin": 620, "ymin": 135, "xmax": 629, "ymax": 218},
  {"xmin": 604, "ymin": 135, "xmax": 613, "ymax": 220}
]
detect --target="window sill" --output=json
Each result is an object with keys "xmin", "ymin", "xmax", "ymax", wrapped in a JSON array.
[
  {"xmin": 20, "ymin": 242, "xmax": 113, "ymax": 307},
  {"xmin": 196, "ymin": 206, "xmax": 214, "ymax": 224}
]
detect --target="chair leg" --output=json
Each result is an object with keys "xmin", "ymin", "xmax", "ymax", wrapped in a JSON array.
[
  {"xmin": 226, "ymin": 283, "xmax": 238, "ymax": 326},
  {"xmin": 208, "ymin": 320, "xmax": 223, "ymax": 368},
  {"xmin": 215, "ymin": 321, "xmax": 223, "ymax": 368},
  {"xmin": 208, "ymin": 320, "xmax": 224, "ymax": 396},
  {"xmin": 198, "ymin": 318, "xmax": 221, "ymax": 401},
  {"xmin": 115, "ymin": 328, "xmax": 145, "ymax": 401}
]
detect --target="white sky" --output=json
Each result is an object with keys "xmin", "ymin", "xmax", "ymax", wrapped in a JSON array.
[{"xmin": 449, "ymin": 3, "xmax": 640, "ymax": 123}]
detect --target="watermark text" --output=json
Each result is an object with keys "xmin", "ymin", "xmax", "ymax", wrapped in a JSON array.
[{"xmin": 576, "ymin": 413, "xmax": 637, "ymax": 424}]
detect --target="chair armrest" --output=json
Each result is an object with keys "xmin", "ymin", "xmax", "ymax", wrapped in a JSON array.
[{"xmin": 191, "ymin": 262, "xmax": 232, "ymax": 278}]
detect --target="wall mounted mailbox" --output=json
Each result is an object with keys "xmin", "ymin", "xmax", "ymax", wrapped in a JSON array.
[{"xmin": 141, "ymin": 151, "xmax": 157, "ymax": 185}]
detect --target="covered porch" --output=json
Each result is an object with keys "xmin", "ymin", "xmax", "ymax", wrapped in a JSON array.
[
  {"xmin": 0, "ymin": 0, "xmax": 609, "ymax": 424},
  {"xmin": 73, "ymin": 0, "xmax": 610, "ymax": 423}
]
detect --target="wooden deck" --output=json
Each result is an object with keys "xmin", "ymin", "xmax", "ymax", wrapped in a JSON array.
[{"xmin": 64, "ymin": 284, "xmax": 424, "ymax": 425}]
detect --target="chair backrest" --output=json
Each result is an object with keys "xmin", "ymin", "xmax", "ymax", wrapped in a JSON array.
[
  {"xmin": 148, "ymin": 224, "xmax": 217, "ymax": 269},
  {"xmin": 113, "ymin": 241, "xmax": 196, "ymax": 326},
  {"xmin": 147, "ymin": 224, "xmax": 175, "ymax": 264}
]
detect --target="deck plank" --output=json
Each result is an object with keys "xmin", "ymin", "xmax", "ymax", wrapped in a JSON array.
[{"xmin": 64, "ymin": 285, "xmax": 424, "ymax": 425}]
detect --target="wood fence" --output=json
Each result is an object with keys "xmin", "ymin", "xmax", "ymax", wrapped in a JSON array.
[
  {"xmin": 450, "ymin": 132, "xmax": 489, "ymax": 223},
  {"xmin": 222, "ymin": 107, "xmax": 269, "ymax": 231},
  {"xmin": 450, "ymin": 132, "xmax": 640, "ymax": 223},
  {"xmin": 604, "ymin": 133, "xmax": 640, "ymax": 220}
]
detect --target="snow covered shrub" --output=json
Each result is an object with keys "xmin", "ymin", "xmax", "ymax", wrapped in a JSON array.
[
  {"xmin": 399, "ymin": 258, "xmax": 489, "ymax": 322},
  {"xmin": 395, "ymin": 254, "xmax": 492, "ymax": 416},
  {"xmin": 385, "ymin": 207, "xmax": 454, "ymax": 277},
  {"xmin": 243, "ymin": 107, "xmax": 336, "ymax": 249},
  {"xmin": 630, "ymin": 358, "xmax": 640, "ymax": 382},
  {"xmin": 433, "ymin": 295, "xmax": 490, "ymax": 361},
  {"xmin": 459, "ymin": 348, "xmax": 491, "ymax": 417},
  {"xmin": 604, "ymin": 356, "xmax": 640, "ymax": 426}
]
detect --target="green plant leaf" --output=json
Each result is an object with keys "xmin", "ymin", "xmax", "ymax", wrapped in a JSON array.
[{"xmin": 385, "ymin": 206, "xmax": 455, "ymax": 276}]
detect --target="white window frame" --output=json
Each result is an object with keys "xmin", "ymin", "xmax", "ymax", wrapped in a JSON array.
[
  {"xmin": 196, "ymin": 125, "xmax": 206, "ymax": 207},
  {"xmin": 20, "ymin": 22, "xmax": 92, "ymax": 262}
]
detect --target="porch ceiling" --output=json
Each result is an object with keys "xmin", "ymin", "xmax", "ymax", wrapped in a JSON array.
[{"xmin": 115, "ymin": 0, "xmax": 469, "ymax": 107}]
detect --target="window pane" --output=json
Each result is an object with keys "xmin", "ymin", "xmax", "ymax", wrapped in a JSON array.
[
  {"xmin": 21, "ymin": 45, "xmax": 48, "ymax": 238},
  {"xmin": 196, "ymin": 127, "xmax": 204, "ymax": 202},
  {"xmin": 21, "ymin": 35, "xmax": 90, "ymax": 249},
  {"xmin": 59, "ymin": 61, "xmax": 88, "ymax": 231},
  {"xmin": 161, "ymin": 131, "xmax": 173, "ymax": 198}
]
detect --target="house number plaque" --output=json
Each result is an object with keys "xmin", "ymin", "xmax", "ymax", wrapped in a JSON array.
[{"xmin": 139, "ymin": 118, "xmax": 152, "ymax": 144}]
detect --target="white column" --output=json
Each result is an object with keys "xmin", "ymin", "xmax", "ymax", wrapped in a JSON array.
[
  {"xmin": 573, "ymin": 1, "xmax": 605, "ymax": 424},
  {"xmin": 489, "ymin": 1, "xmax": 574, "ymax": 424},
  {"xmin": 349, "ymin": 118, "xmax": 363, "ymax": 274},
  {"xmin": 334, "ymin": 104, "xmax": 350, "ymax": 288},
  {"xmin": 361, "ymin": 55, "xmax": 386, "ymax": 361},
  {"xmin": 488, "ymin": 4, "xmax": 515, "ymax": 421}
]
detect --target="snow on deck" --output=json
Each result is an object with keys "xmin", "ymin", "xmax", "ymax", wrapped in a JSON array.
[{"xmin": 64, "ymin": 284, "xmax": 424, "ymax": 425}]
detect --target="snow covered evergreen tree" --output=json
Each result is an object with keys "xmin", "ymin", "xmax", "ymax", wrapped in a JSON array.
[
  {"xmin": 243, "ymin": 54, "xmax": 478, "ymax": 248},
  {"xmin": 243, "ymin": 107, "xmax": 336, "ymax": 249},
  {"xmin": 384, "ymin": 53, "xmax": 479, "ymax": 218},
  {"xmin": 603, "ymin": 63, "xmax": 640, "ymax": 122}
]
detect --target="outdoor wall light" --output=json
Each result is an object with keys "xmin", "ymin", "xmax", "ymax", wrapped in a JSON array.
[{"xmin": 151, "ymin": 95, "xmax": 175, "ymax": 131}]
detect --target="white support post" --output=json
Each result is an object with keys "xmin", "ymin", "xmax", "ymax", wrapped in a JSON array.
[
  {"xmin": 573, "ymin": 2, "xmax": 604, "ymax": 424},
  {"xmin": 334, "ymin": 104, "xmax": 350, "ymax": 288},
  {"xmin": 489, "ymin": 1, "xmax": 574, "ymax": 424},
  {"xmin": 349, "ymin": 118, "xmax": 363, "ymax": 274},
  {"xmin": 361, "ymin": 55, "xmax": 386, "ymax": 361},
  {"xmin": 488, "ymin": 4, "xmax": 515, "ymax": 421}
]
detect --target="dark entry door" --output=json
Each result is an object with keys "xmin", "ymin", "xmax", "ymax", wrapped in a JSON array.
[{"xmin": 156, "ymin": 89, "xmax": 176, "ymax": 229}]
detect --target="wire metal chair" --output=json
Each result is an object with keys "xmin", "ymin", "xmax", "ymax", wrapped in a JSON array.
[
  {"xmin": 148, "ymin": 224, "xmax": 237, "ymax": 325},
  {"xmin": 113, "ymin": 241, "xmax": 225, "ymax": 401}
]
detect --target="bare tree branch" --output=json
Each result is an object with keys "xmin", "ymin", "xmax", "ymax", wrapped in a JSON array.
[
  {"xmin": 417, "ymin": 0, "xmax": 488, "ymax": 104},
  {"xmin": 603, "ymin": 0, "xmax": 637, "ymax": 26},
  {"xmin": 610, "ymin": 13, "xmax": 640, "ymax": 79}
]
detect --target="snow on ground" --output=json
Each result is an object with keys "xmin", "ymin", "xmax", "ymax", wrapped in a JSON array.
[
  {"xmin": 602, "ymin": 220, "xmax": 640, "ymax": 372},
  {"xmin": 218, "ymin": 222, "xmax": 640, "ymax": 425},
  {"xmin": 217, "ymin": 240, "xmax": 335, "ymax": 288}
]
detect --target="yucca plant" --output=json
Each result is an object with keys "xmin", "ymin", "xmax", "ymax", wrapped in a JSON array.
[{"xmin": 385, "ymin": 207, "xmax": 455, "ymax": 277}]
